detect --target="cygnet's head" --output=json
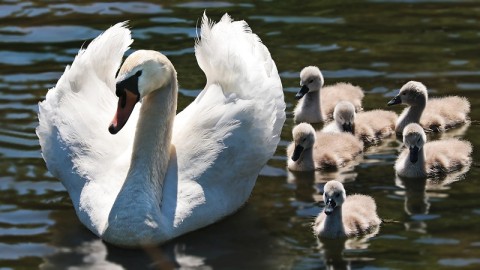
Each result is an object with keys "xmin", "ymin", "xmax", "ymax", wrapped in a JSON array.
[
  {"xmin": 387, "ymin": 81, "xmax": 428, "ymax": 107},
  {"xmin": 296, "ymin": 66, "xmax": 325, "ymax": 100},
  {"xmin": 110, "ymin": 50, "xmax": 175, "ymax": 134},
  {"xmin": 323, "ymin": 180, "xmax": 347, "ymax": 215},
  {"xmin": 402, "ymin": 123, "xmax": 427, "ymax": 163},
  {"xmin": 291, "ymin": 123, "xmax": 316, "ymax": 161},
  {"xmin": 333, "ymin": 101, "xmax": 356, "ymax": 133}
]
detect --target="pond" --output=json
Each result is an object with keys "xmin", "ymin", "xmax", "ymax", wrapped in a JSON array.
[{"xmin": 1, "ymin": 0, "xmax": 479, "ymax": 269}]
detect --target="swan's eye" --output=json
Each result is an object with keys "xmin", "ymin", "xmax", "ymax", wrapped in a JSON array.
[{"xmin": 135, "ymin": 70, "xmax": 142, "ymax": 77}]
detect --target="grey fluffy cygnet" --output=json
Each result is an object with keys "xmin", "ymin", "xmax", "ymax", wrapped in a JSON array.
[
  {"xmin": 294, "ymin": 66, "xmax": 364, "ymax": 123},
  {"xmin": 313, "ymin": 180, "xmax": 381, "ymax": 238},
  {"xmin": 387, "ymin": 81, "xmax": 470, "ymax": 134},
  {"xmin": 395, "ymin": 123, "xmax": 472, "ymax": 178},
  {"xmin": 287, "ymin": 123, "xmax": 363, "ymax": 171},
  {"xmin": 322, "ymin": 101, "xmax": 398, "ymax": 145}
]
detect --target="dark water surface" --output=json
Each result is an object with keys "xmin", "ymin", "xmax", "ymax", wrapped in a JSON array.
[{"xmin": 1, "ymin": 0, "xmax": 480, "ymax": 269}]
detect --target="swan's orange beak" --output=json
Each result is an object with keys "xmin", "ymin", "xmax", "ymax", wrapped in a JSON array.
[{"xmin": 109, "ymin": 89, "xmax": 139, "ymax": 134}]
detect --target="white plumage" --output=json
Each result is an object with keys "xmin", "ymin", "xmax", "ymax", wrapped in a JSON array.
[{"xmin": 37, "ymin": 14, "xmax": 285, "ymax": 247}]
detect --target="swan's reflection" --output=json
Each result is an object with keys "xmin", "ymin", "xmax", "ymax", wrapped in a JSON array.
[{"xmin": 41, "ymin": 203, "xmax": 292, "ymax": 269}]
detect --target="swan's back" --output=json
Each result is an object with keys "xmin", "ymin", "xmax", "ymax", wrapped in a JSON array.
[
  {"xmin": 321, "ymin": 83, "xmax": 364, "ymax": 120},
  {"xmin": 170, "ymin": 14, "xmax": 285, "ymax": 230},
  {"xmin": 421, "ymin": 96, "xmax": 470, "ymax": 132},
  {"xmin": 424, "ymin": 139, "xmax": 472, "ymax": 177},
  {"xmin": 314, "ymin": 132, "xmax": 363, "ymax": 169}
]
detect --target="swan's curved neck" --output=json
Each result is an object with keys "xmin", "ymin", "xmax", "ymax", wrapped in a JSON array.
[
  {"xmin": 129, "ymin": 72, "xmax": 178, "ymax": 202},
  {"xmin": 102, "ymin": 71, "xmax": 178, "ymax": 244}
]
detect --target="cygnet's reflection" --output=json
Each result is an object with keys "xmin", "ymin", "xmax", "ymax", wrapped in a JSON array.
[
  {"xmin": 316, "ymin": 227, "xmax": 380, "ymax": 270},
  {"xmin": 394, "ymin": 164, "xmax": 470, "ymax": 234}
]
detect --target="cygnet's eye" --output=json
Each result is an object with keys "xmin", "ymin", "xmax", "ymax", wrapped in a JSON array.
[
  {"xmin": 335, "ymin": 193, "xmax": 340, "ymax": 198},
  {"xmin": 302, "ymin": 137, "xmax": 307, "ymax": 142},
  {"xmin": 417, "ymin": 138, "xmax": 421, "ymax": 143},
  {"xmin": 402, "ymin": 92, "xmax": 406, "ymax": 95},
  {"xmin": 309, "ymin": 79, "xmax": 314, "ymax": 83}
]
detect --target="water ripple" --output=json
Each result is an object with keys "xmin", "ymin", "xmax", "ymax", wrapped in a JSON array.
[
  {"xmin": 0, "ymin": 26, "xmax": 99, "ymax": 43},
  {"xmin": 250, "ymin": 15, "xmax": 344, "ymax": 24}
]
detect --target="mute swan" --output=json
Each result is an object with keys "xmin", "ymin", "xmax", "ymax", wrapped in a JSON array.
[
  {"xmin": 395, "ymin": 123, "xmax": 472, "ymax": 178},
  {"xmin": 294, "ymin": 66, "xmax": 364, "ymax": 123},
  {"xmin": 322, "ymin": 101, "xmax": 398, "ymax": 145},
  {"xmin": 36, "ymin": 14, "xmax": 285, "ymax": 247},
  {"xmin": 313, "ymin": 180, "xmax": 381, "ymax": 238},
  {"xmin": 387, "ymin": 81, "xmax": 470, "ymax": 134},
  {"xmin": 287, "ymin": 123, "xmax": 363, "ymax": 171}
]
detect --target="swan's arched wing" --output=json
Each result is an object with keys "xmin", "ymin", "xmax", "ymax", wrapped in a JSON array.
[
  {"xmin": 170, "ymin": 14, "xmax": 285, "ymax": 229},
  {"xmin": 37, "ymin": 23, "xmax": 137, "ymax": 192}
]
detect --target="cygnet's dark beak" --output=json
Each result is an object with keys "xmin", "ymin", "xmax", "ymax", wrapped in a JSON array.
[
  {"xmin": 342, "ymin": 122, "xmax": 355, "ymax": 134},
  {"xmin": 409, "ymin": 146, "xmax": 419, "ymax": 163},
  {"xmin": 387, "ymin": 95, "xmax": 402, "ymax": 106},
  {"xmin": 291, "ymin": 145, "xmax": 304, "ymax": 162},
  {"xmin": 295, "ymin": 85, "xmax": 310, "ymax": 100},
  {"xmin": 324, "ymin": 198, "xmax": 336, "ymax": 215}
]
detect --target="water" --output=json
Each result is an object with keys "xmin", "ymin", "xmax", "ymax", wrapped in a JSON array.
[{"xmin": 1, "ymin": 0, "xmax": 480, "ymax": 269}]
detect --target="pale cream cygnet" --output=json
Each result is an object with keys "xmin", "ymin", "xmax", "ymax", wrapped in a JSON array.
[
  {"xmin": 287, "ymin": 123, "xmax": 363, "ymax": 171},
  {"xmin": 395, "ymin": 123, "xmax": 472, "ymax": 178},
  {"xmin": 313, "ymin": 180, "xmax": 381, "ymax": 238},
  {"xmin": 387, "ymin": 81, "xmax": 470, "ymax": 134},
  {"xmin": 294, "ymin": 66, "xmax": 364, "ymax": 123},
  {"xmin": 322, "ymin": 101, "xmax": 398, "ymax": 145}
]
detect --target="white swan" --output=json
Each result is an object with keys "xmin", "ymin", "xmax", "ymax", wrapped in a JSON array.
[{"xmin": 36, "ymin": 14, "xmax": 285, "ymax": 247}]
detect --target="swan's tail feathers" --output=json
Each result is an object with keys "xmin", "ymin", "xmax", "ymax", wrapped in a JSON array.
[
  {"xmin": 195, "ymin": 13, "xmax": 286, "ymax": 151},
  {"xmin": 37, "ymin": 22, "xmax": 134, "ymax": 181}
]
